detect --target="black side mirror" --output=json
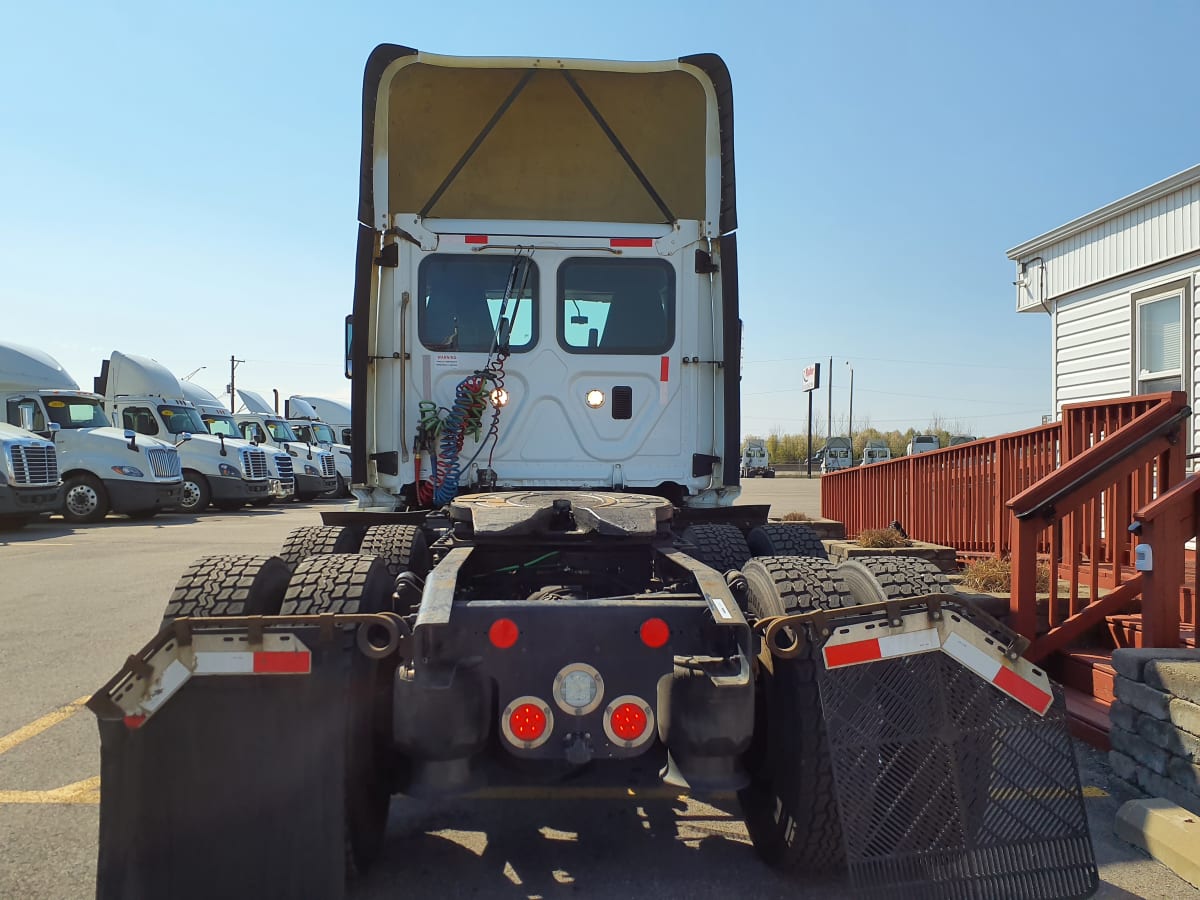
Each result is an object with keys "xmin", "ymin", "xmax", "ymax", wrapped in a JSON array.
[{"xmin": 124, "ymin": 428, "xmax": 137, "ymax": 451}]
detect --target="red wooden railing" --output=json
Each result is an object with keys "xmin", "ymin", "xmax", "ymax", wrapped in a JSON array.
[
  {"xmin": 821, "ymin": 392, "xmax": 1185, "ymax": 560},
  {"xmin": 1006, "ymin": 392, "xmax": 1190, "ymax": 659},
  {"xmin": 820, "ymin": 392, "xmax": 1193, "ymax": 660}
]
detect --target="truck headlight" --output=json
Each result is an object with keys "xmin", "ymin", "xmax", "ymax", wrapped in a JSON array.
[
  {"xmin": 304, "ymin": 464, "xmax": 319, "ymax": 476},
  {"xmin": 218, "ymin": 463, "xmax": 241, "ymax": 478},
  {"xmin": 111, "ymin": 466, "xmax": 145, "ymax": 477}
]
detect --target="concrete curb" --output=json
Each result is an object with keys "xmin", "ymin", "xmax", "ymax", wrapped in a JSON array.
[{"xmin": 1115, "ymin": 798, "xmax": 1200, "ymax": 889}]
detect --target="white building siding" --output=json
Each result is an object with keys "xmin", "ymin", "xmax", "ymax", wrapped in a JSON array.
[
  {"xmin": 1011, "ymin": 167, "xmax": 1200, "ymax": 311},
  {"xmin": 1053, "ymin": 292, "xmax": 1131, "ymax": 409}
]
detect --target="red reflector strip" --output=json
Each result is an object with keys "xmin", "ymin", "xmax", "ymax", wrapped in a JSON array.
[
  {"xmin": 465, "ymin": 234, "xmax": 488, "ymax": 244},
  {"xmin": 252, "ymin": 651, "xmax": 311, "ymax": 674},
  {"xmin": 824, "ymin": 638, "xmax": 882, "ymax": 667},
  {"xmin": 123, "ymin": 715, "xmax": 146, "ymax": 730},
  {"xmin": 994, "ymin": 665, "xmax": 1053, "ymax": 715},
  {"xmin": 660, "ymin": 356, "xmax": 670, "ymax": 382},
  {"xmin": 610, "ymin": 237, "xmax": 653, "ymax": 247}
]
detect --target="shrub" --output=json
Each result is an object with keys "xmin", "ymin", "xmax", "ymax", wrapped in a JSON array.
[
  {"xmin": 781, "ymin": 511, "xmax": 811, "ymax": 522},
  {"xmin": 857, "ymin": 528, "xmax": 911, "ymax": 548},
  {"xmin": 961, "ymin": 556, "xmax": 1051, "ymax": 592}
]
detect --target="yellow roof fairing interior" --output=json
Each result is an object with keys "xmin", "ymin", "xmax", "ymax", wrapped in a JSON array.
[{"xmin": 385, "ymin": 64, "xmax": 708, "ymax": 224}]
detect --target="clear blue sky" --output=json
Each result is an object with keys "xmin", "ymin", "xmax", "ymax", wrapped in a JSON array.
[{"xmin": 4, "ymin": 1, "xmax": 1198, "ymax": 438}]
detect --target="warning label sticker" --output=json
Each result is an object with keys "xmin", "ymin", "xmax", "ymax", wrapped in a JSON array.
[{"xmin": 435, "ymin": 354, "xmax": 458, "ymax": 368}]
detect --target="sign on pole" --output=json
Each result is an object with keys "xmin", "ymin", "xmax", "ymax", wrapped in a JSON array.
[{"xmin": 802, "ymin": 362, "xmax": 821, "ymax": 392}]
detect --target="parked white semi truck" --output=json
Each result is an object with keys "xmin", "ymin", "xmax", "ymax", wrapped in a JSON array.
[
  {"xmin": 284, "ymin": 396, "xmax": 352, "ymax": 497},
  {"xmin": 291, "ymin": 395, "xmax": 351, "ymax": 445},
  {"xmin": 234, "ymin": 389, "xmax": 337, "ymax": 500},
  {"xmin": 179, "ymin": 381, "xmax": 296, "ymax": 504},
  {"xmin": 96, "ymin": 352, "xmax": 272, "ymax": 513},
  {"xmin": 0, "ymin": 420, "xmax": 63, "ymax": 529},
  {"xmin": 0, "ymin": 342, "xmax": 182, "ymax": 522},
  {"xmin": 739, "ymin": 438, "xmax": 774, "ymax": 477}
]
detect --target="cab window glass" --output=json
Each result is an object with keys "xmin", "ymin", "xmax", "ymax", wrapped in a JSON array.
[
  {"xmin": 557, "ymin": 258, "xmax": 674, "ymax": 354},
  {"xmin": 418, "ymin": 255, "xmax": 537, "ymax": 353},
  {"xmin": 157, "ymin": 405, "xmax": 206, "ymax": 435},
  {"xmin": 122, "ymin": 406, "xmax": 160, "ymax": 436},
  {"xmin": 6, "ymin": 399, "xmax": 46, "ymax": 431},
  {"xmin": 203, "ymin": 415, "xmax": 240, "ymax": 438},
  {"xmin": 240, "ymin": 422, "xmax": 267, "ymax": 444}
]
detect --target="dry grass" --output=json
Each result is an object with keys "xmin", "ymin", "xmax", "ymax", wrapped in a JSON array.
[
  {"xmin": 781, "ymin": 511, "xmax": 811, "ymax": 522},
  {"xmin": 961, "ymin": 556, "xmax": 1051, "ymax": 593},
  {"xmin": 856, "ymin": 528, "xmax": 912, "ymax": 548}
]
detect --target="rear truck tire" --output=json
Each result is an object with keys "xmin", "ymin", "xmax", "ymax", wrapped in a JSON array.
[
  {"xmin": 280, "ymin": 554, "xmax": 395, "ymax": 875},
  {"xmin": 765, "ymin": 470, "xmax": 776, "ymax": 478},
  {"xmin": 279, "ymin": 524, "xmax": 365, "ymax": 569},
  {"xmin": 680, "ymin": 523, "xmax": 752, "ymax": 573},
  {"xmin": 178, "ymin": 470, "xmax": 211, "ymax": 514},
  {"xmin": 359, "ymin": 524, "xmax": 431, "ymax": 580},
  {"xmin": 836, "ymin": 556, "xmax": 953, "ymax": 605},
  {"xmin": 738, "ymin": 555, "xmax": 859, "ymax": 874},
  {"xmin": 747, "ymin": 522, "xmax": 828, "ymax": 560},
  {"xmin": 62, "ymin": 473, "xmax": 110, "ymax": 524},
  {"xmin": 161, "ymin": 554, "xmax": 292, "ymax": 629}
]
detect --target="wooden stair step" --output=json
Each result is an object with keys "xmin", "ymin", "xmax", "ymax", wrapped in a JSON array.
[
  {"xmin": 1062, "ymin": 685, "xmax": 1111, "ymax": 751},
  {"xmin": 1106, "ymin": 613, "xmax": 1197, "ymax": 649},
  {"xmin": 1053, "ymin": 649, "xmax": 1117, "ymax": 703}
]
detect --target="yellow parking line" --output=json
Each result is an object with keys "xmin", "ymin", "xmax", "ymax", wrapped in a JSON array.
[
  {"xmin": 0, "ymin": 776, "xmax": 100, "ymax": 805},
  {"xmin": 0, "ymin": 696, "xmax": 90, "ymax": 757}
]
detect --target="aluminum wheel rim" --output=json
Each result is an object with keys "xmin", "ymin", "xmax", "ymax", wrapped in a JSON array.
[
  {"xmin": 66, "ymin": 484, "xmax": 98, "ymax": 516},
  {"xmin": 180, "ymin": 480, "xmax": 202, "ymax": 510}
]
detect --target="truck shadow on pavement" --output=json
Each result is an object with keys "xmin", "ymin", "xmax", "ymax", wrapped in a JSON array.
[{"xmin": 352, "ymin": 794, "xmax": 851, "ymax": 900}]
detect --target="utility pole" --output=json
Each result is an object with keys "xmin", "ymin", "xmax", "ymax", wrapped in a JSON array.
[{"xmin": 227, "ymin": 356, "xmax": 245, "ymax": 411}]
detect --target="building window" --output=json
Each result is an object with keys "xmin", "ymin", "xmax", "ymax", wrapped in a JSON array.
[{"xmin": 1136, "ymin": 291, "xmax": 1183, "ymax": 394}]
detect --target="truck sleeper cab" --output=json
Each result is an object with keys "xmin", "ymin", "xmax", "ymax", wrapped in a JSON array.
[
  {"xmin": 0, "ymin": 421, "xmax": 63, "ymax": 528},
  {"xmin": 98, "ymin": 352, "xmax": 272, "ymax": 513},
  {"xmin": 233, "ymin": 413, "xmax": 336, "ymax": 500}
]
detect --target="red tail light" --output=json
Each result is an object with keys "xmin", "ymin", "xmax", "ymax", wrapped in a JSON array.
[
  {"xmin": 489, "ymin": 618, "xmax": 519, "ymax": 649},
  {"xmin": 501, "ymin": 696, "xmax": 554, "ymax": 749},
  {"xmin": 603, "ymin": 695, "xmax": 655, "ymax": 748},
  {"xmin": 639, "ymin": 617, "xmax": 670, "ymax": 648},
  {"xmin": 509, "ymin": 703, "xmax": 546, "ymax": 742}
]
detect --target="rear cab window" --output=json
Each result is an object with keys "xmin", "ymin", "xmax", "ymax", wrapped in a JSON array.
[
  {"xmin": 558, "ymin": 257, "xmax": 675, "ymax": 354},
  {"xmin": 417, "ymin": 255, "xmax": 537, "ymax": 353}
]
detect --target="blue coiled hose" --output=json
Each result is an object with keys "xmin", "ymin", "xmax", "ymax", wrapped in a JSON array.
[{"xmin": 434, "ymin": 376, "xmax": 486, "ymax": 505}]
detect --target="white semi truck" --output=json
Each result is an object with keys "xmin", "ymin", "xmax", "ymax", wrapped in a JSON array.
[
  {"xmin": 0, "ymin": 342, "xmax": 182, "ymax": 523},
  {"xmin": 179, "ymin": 381, "xmax": 295, "ymax": 504},
  {"xmin": 0, "ymin": 420, "xmax": 63, "ymax": 529},
  {"xmin": 234, "ymin": 389, "xmax": 337, "ymax": 501},
  {"xmin": 90, "ymin": 45, "xmax": 1096, "ymax": 900},
  {"xmin": 739, "ymin": 438, "xmax": 774, "ymax": 478},
  {"xmin": 96, "ymin": 352, "xmax": 272, "ymax": 513},
  {"xmin": 284, "ymin": 396, "xmax": 352, "ymax": 497},
  {"xmin": 290, "ymin": 395, "xmax": 351, "ymax": 445}
]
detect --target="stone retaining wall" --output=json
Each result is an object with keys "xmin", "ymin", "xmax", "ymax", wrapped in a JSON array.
[{"xmin": 1109, "ymin": 648, "xmax": 1200, "ymax": 815}]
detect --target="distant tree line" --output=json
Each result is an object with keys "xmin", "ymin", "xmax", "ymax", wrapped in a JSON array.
[{"xmin": 743, "ymin": 416, "xmax": 978, "ymax": 463}]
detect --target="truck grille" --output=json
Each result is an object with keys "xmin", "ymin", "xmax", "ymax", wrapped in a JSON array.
[
  {"xmin": 9, "ymin": 443, "xmax": 59, "ymax": 486},
  {"xmin": 274, "ymin": 454, "xmax": 295, "ymax": 492},
  {"xmin": 146, "ymin": 447, "xmax": 182, "ymax": 480},
  {"xmin": 240, "ymin": 448, "xmax": 269, "ymax": 480},
  {"xmin": 320, "ymin": 454, "xmax": 336, "ymax": 478}
]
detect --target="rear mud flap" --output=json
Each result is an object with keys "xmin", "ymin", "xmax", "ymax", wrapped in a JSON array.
[
  {"xmin": 94, "ymin": 634, "xmax": 351, "ymax": 900},
  {"xmin": 817, "ymin": 623, "xmax": 1099, "ymax": 899}
]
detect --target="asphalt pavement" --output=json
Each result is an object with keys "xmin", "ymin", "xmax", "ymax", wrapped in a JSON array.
[{"xmin": 0, "ymin": 484, "xmax": 1193, "ymax": 898}]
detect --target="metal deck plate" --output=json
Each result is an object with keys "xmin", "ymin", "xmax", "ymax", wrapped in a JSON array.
[{"xmin": 819, "ymin": 651, "xmax": 1098, "ymax": 900}]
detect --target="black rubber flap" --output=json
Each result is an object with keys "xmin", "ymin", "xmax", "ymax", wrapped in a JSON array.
[
  {"xmin": 95, "ymin": 634, "xmax": 349, "ymax": 900},
  {"xmin": 819, "ymin": 652, "xmax": 1098, "ymax": 900}
]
